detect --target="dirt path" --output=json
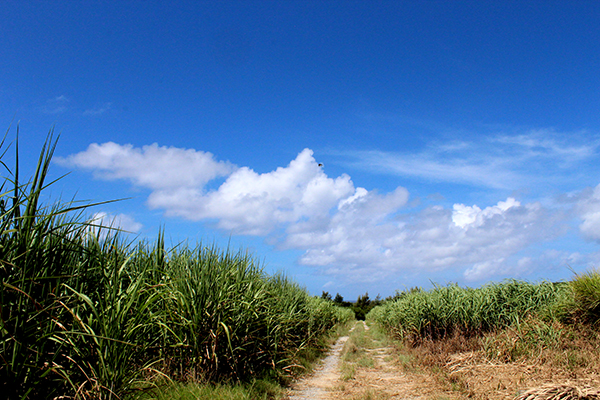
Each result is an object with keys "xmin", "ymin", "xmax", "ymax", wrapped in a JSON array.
[
  {"xmin": 286, "ymin": 332, "xmax": 349, "ymax": 400},
  {"xmin": 285, "ymin": 321, "xmax": 459, "ymax": 400},
  {"xmin": 286, "ymin": 321, "xmax": 600, "ymax": 400}
]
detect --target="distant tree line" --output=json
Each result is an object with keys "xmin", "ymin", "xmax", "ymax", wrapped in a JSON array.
[{"xmin": 321, "ymin": 291, "xmax": 383, "ymax": 320}]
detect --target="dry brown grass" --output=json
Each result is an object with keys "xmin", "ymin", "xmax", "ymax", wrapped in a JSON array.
[
  {"xmin": 390, "ymin": 321, "xmax": 600, "ymax": 400},
  {"xmin": 514, "ymin": 385, "xmax": 600, "ymax": 400},
  {"xmin": 399, "ymin": 329, "xmax": 482, "ymax": 368}
]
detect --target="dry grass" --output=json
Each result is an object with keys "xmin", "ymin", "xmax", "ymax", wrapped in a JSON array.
[
  {"xmin": 390, "ymin": 321, "xmax": 600, "ymax": 400},
  {"xmin": 515, "ymin": 385, "xmax": 600, "ymax": 400}
]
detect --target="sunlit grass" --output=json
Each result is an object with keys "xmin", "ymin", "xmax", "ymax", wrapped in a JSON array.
[
  {"xmin": 563, "ymin": 268, "xmax": 600, "ymax": 324},
  {"xmin": 367, "ymin": 280, "xmax": 567, "ymax": 343},
  {"xmin": 368, "ymin": 273, "xmax": 600, "ymax": 386},
  {"xmin": 130, "ymin": 379, "xmax": 284, "ymax": 400},
  {"xmin": 0, "ymin": 127, "xmax": 354, "ymax": 399}
]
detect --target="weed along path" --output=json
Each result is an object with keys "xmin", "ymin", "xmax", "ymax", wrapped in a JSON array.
[{"xmin": 285, "ymin": 321, "xmax": 460, "ymax": 400}]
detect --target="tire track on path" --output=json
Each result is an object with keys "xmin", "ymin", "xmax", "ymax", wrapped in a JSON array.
[
  {"xmin": 285, "ymin": 324, "xmax": 357, "ymax": 400},
  {"xmin": 285, "ymin": 321, "xmax": 461, "ymax": 400}
]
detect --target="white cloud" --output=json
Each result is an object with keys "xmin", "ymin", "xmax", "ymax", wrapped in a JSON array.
[
  {"xmin": 42, "ymin": 95, "xmax": 70, "ymax": 114},
  {"xmin": 462, "ymin": 254, "xmax": 540, "ymax": 282},
  {"xmin": 463, "ymin": 258, "xmax": 506, "ymax": 282},
  {"xmin": 287, "ymin": 197, "xmax": 561, "ymax": 284},
  {"xmin": 88, "ymin": 212, "xmax": 143, "ymax": 236},
  {"xmin": 336, "ymin": 130, "xmax": 599, "ymax": 189},
  {"xmin": 62, "ymin": 142, "xmax": 570, "ymax": 285},
  {"xmin": 60, "ymin": 144, "xmax": 355, "ymax": 236},
  {"xmin": 57, "ymin": 142, "xmax": 234, "ymax": 190},
  {"xmin": 487, "ymin": 250, "xmax": 593, "ymax": 282},
  {"xmin": 494, "ymin": 130, "xmax": 598, "ymax": 164},
  {"xmin": 344, "ymin": 149, "xmax": 518, "ymax": 189},
  {"xmin": 147, "ymin": 148, "xmax": 356, "ymax": 235},
  {"xmin": 452, "ymin": 198, "xmax": 520, "ymax": 228},
  {"xmin": 84, "ymin": 102, "xmax": 112, "ymax": 116},
  {"xmin": 577, "ymin": 184, "xmax": 600, "ymax": 242}
]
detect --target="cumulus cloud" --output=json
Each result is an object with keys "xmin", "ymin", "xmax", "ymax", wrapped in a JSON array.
[
  {"xmin": 452, "ymin": 198, "xmax": 521, "ymax": 228},
  {"xmin": 147, "ymin": 148, "xmax": 356, "ymax": 235},
  {"xmin": 59, "ymin": 144, "xmax": 355, "ymax": 235},
  {"xmin": 62, "ymin": 142, "xmax": 570, "ymax": 285},
  {"xmin": 57, "ymin": 142, "xmax": 234, "ymax": 190},
  {"xmin": 88, "ymin": 212, "xmax": 143, "ymax": 236},
  {"xmin": 287, "ymin": 196, "xmax": 562, "ymax": 284}
]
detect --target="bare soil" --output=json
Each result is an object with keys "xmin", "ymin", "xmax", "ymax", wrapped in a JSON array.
[{"xmin": 286, "ymin": 333, "xmax": 349, "ymax": 400}]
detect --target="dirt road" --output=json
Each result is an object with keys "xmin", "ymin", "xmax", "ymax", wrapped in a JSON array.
[
  {"xmin": 286, "ymin": 331, "xmax": 349, "ymax": 400},
  {"xmin": 285, "ymin": 321, "xmax": 460, "ymax": 400}
]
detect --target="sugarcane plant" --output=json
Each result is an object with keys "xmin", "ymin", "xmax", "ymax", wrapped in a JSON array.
[{"xmin": 0, "ymin": 127, "xmax": 355, "ymax": 399}]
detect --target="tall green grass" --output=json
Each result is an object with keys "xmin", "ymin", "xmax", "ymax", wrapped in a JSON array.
[
  {"xmin": 369, "ymin": 273, "xmax": 600, "ymax": 345},
  {"xmin": 552, "ymin": 268, "xmax": 600, "ymax": 325},
  {"xmin": 367, "ymin": 280, "xmax": 566, "ymax": 342},
  {"xmin": 0, "ymin": 129, "xmax": 354, "ymax": 399},
  {"xmin": 0, "ymin": 130, "xmax": 115, "ymax": 398}
]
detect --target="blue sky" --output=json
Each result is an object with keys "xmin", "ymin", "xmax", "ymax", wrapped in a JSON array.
[{"xmin": 3, "ymin": 1, "xmax": 600, "ymax": 299}]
